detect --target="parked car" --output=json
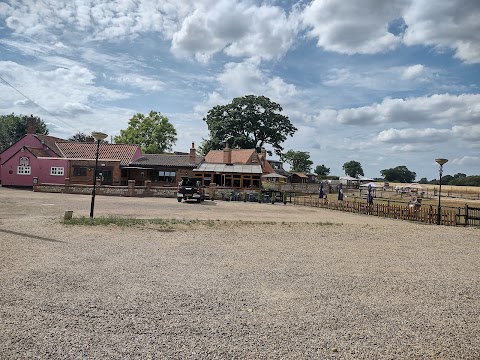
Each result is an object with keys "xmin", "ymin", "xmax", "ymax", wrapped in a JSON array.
[{"xmin": 177, "ymin": 177, "xmax": 205, "ymax": 203}]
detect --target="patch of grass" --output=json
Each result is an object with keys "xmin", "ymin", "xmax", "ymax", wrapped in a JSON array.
[
  {"xmin": 63, "ymin": 216, "xmax": 341, "ymax": 230},
  {"xmin": 314, "ymin": 221, "xmax": 337, "ymax": 226},
  {"xmin": 63, "ymin": 215, "xmax": 147, "ymax": 226}
]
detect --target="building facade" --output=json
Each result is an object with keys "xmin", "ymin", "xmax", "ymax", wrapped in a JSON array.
[{"xmin": 0, "ymin": 117, "xmax": 69, "ymax": 186}]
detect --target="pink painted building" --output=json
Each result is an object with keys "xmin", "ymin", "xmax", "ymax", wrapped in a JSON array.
[
  {"xmin": 0, "ymin": 116, "xmax": 144, "ymax": 187},
  {"xmin": 0, "ymin": 117, "xmax": 69, "ymax": 186}
]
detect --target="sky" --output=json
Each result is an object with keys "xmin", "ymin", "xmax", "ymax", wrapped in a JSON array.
[{"xmin": 1, "ymin": 0, "xmax": 479, "ymax": 180}]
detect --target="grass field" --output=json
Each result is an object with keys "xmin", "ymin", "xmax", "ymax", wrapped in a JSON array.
[{"xmin": 338, "ymin": 182, "xmax": 480, "ymax": 209}]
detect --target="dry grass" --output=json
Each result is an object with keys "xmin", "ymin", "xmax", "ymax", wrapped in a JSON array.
[{"xmin": 389, "ymin": 182, "xmax": 480, "ymax": 194}]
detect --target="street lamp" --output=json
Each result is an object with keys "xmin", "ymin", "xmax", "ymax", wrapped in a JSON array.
[
  {"xmin": 90, "ymin": 132, "xmax": 108, "ymax": 218},
  {"xmin": 435, "ymin": 158, "xmax": 448, "ymax": 225}
]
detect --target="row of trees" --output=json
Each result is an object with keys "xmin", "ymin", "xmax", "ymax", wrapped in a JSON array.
[{"xmin": 2, "ymin": 95, "xmax": 480, "ymax": 186}]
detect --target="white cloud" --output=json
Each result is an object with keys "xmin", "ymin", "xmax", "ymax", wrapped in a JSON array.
[
  {"xmin": 317, "ymin": 94, "xmax": 480, "ymax": 126},
  {"xmin": 215, "ymin": 59, "xmax": 297, "ymax": 102},
  {"xmin": 171, "ymin": 1, "xmax": 298, "ymax": 61},
  {"xmin": 375, "ymin": 128, "xmax": 451, "ymax": 144},
  {"xmin": 115, "ymin": 74, "xmax": 165, "ymax": 92},
  {"xmin": 3, "ymin": 0, "xmax": 479, "ymax": 65},
  {"xmin": 0, "ymin": 61, "xmax": 129, "ymax": 121},
  {"xmin": 401, "ymin": 64, "xmax": 425, "ymax": 80},
  {"xmin": 452, "ymin": 125, "xmax": 480, "ymax": 143},
  {"xmin": 403, "ymin": 0, "xmax": 480, "ymax": 64},
  {"xmin": 452, "ymin": 156, "xmax": 480, "ymax": 165},
  {"xmin": 61, "ymin": 102, "xmax": 93, "ymax": 115},
  {"xmin": 302, "ymin": 0, "xmax": 406, "ymax": 54},
  {"xmin": 301, "ymin": 0, "xmax": 480, "ymax": 63},
  {"xmin": 193, "ymin": 91, "xmax": 229, "ymax": 113},
  {"xmin": 323, "ymin": 65, "xmax": 433, "ymax": 92},
  {"xmin": 2, "ymin": 0, "xmax": 298, "ymax": 62}
]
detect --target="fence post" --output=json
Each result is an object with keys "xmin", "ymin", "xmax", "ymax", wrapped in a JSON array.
[{"xmin": 465, "ymin": 204, "xmax": 469, "ymax": 226}]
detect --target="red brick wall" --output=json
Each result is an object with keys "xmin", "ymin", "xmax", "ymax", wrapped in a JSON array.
[{"xmin": 68, "ymin": 159, "xmax": 122, "ymax": 185}]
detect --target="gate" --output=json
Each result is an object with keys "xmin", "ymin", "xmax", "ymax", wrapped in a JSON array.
[{"xmin": 465, "ymin": 206, "xmax": 480, "ymax": 226}]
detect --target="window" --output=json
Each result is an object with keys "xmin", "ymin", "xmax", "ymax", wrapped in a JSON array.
[
  {"xmin": 17, "ymin": 166, "xmax": 31, "ymax": 175},
  {"xmin": 50, "ymin": 167, "xmax": 64, "ymax": 176},
  {"xmin": 74, "ymin": 166, "xmax": 88, "ymax": 176},
  {"xmin": 159, "ymin": 171, "xmax": 176, "ymax": 182}
]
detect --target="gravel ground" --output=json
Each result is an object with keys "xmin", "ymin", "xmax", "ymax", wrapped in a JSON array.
[{"xmin": 1, "ymin": 187, "xmax": 479, "ymax": 359}]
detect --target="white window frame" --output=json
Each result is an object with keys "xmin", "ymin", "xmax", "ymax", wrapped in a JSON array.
[
  {"xmin": 50, "ymin": 167, "xmax": 65, "ymax": 176},
  {"xmin": 17, "ymin": 166, "xmax": 31, "ymax": 175}
]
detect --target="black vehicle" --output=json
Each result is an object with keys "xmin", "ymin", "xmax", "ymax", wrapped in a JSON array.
[{"xmin": 177, "ymin": 177, "xmax": 205, "ymax": 203}]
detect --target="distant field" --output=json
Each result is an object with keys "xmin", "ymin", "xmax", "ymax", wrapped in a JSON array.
[
  {"xmin": 389, "ymin": 182, "xmax": 480, "ymax": 194},
  {"xmin": 343, "ymin": 182, "xmax": 480, "ymax": 209}
]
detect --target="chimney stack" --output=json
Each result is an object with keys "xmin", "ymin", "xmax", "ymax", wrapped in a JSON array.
[
  {"xmin": 26, "ymin": 115, "xmax": 36, "ymax": 134},
  {"xmin": 260, "ymin": 147, "xmax": 267, "ymax": 159},
  {"xmin": 189, "ymin": 142, "xmax": 196, "ymax": 163},
  {"xmin": 223, "ymin": 143, "xmax": 232, "ymax": 164}
]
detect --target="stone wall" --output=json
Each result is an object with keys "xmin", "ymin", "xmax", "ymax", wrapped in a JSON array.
[{"xmin": 34, "ymin": 180, "xmax": 177, "ymax": 198}]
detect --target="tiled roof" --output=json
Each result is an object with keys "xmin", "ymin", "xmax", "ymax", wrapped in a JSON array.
[
  {"xmin": 205, "ymin": 149, "xmax": 255, "ymax": 164},
  {"xmin": 129, "ymin": 154, "xmax": 204, "ymax": 167},
  {"xmin": 275, "ymin": 169, "xmax": 291, "ymax": 177},
  {"xmin": 262, "ymin": 160, "xmax": 275, "ymax": 174},
  {"xmin": 56, "ymin": 142, "xmax": 141, "ymax": 166},
  {"xmin": 26, "ymin": 147, "xmax": 51, "ymax": 158},
  {"xmin": 34, "ymin": 134, "xmax": 68, "ymax": 156},
  {"xmin": 291, "ymin": 172, "xmax": 308, "ymax": 178}
]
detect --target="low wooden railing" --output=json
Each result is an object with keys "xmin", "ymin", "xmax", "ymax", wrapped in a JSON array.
[{"xmin": 294, "ymin": 196, "xmax": 468, "ymax": 226}]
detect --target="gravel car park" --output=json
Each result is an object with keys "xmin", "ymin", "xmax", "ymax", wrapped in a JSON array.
[{"xmin": 1, "ymin": 188, "xmax": 479, "ymax": 359}]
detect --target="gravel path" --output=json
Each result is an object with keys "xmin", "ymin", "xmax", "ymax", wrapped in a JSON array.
[{"xmin": 1, "ymin": 188, "xmax": 479, "ymax": 359}]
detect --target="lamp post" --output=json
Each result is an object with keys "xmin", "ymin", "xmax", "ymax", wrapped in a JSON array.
[
  {"xmin": 435, "ymin": 158, "xmax": 448, "ymax": 225},
  {"xmin": 90, "ymin": 132, "xmax": 108, "ymax": 218}
]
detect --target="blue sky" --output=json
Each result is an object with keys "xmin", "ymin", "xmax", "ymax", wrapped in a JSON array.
[{"xmin": 1, "ymin": 0, "xmax": 479, "ymax": 180}]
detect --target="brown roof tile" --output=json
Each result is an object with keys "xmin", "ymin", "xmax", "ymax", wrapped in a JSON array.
[
  {"xmin": 262, "ymin": 160, "xmax": 275, "ymax": 174},
  {"xmin": 56, "ymin": 142, "xmax": 142, "ymax": 166},
  {"xmin": 205, "ymin": 149, "xmax": 255, "ymax": 164},
  {"xmin": 34, "ymin": 134, "xmax": 68, "ymax": 156},
  {"xmin": 130, "ymin": 154, "xmax": 204, "ymax": 167},
  {"xmin": 26, "ymin": 147, "xmax": 51, "ymax": 157}
]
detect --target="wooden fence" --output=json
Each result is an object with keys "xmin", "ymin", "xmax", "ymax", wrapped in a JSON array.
[
  {"xmin": 465, "ymin": 206, "xmax": 480, "ymax": 226},
  {"xmin": 293, "ymin": 195, "xmax": 474, "ymax": 226}
]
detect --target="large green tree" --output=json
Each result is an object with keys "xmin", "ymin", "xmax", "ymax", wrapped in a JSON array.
[
  {"xmin": 0, "ymin": 114, "xmax": 48, "ymax": 152},
  {"xmin": 314, "ymin": 164, "xmax": 330, "ymax": 177},
  {"xmin": 200, "ymin": 95, "xmax": 297, "ymax": 156},
  {"xmin": 281, "ymin": 150, "xmax": 313, "ymax": 173},
  {"xmin": 342, "ymin": 160, "xmax": 364, "ymax": 178},
  {"xmin": 380, "ymin": 165, "xmax": 416, "ymax": 183},
  {"xmin": 114, "ymin": 111, "xmax": 177, "ymax": 153}
]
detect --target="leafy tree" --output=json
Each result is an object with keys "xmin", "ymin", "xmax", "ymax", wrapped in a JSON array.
[
  {"xmin": 0, "ymin": 114, "xmax": 49, "ymax": 152},
  {"xmin": 441, "ymin": 174, "xmax": 454, "ymax": 184},
  {"xmin": 68, "ymin": 132, "xmax": 89, "ymax": 142},
  {"xmin": 281, "ymin": 150, "xmax": 313, "ymax": 173},
  {"xmin": 200, "ymin": 95, "xmax": 297, "ymax": 156},
  {"xmin": 69, "ymin": 132, "xmax": 108, "ymax": 143},
  {"xmin": 418, "ymin": 177, "xmax": 429, "ymax": 184},
  {"xmin": 114, "ymin": 111, "xmax": 177, "ymax": 153},
  {"xmin": 342, "ymin": 160, "xmax": 364, "ymax": 178},
  {"xmin": 380, "ymin": 165, "xmax": 416, "ymax": 183},
  {"xmin": 315, "ymin": 164, "xmax": 330, "ymax": 177}
]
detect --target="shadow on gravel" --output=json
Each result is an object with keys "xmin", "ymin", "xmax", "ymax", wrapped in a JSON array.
[{"xmin": 0, "ymin": 229, "xmax": 66, "ymax": 243}]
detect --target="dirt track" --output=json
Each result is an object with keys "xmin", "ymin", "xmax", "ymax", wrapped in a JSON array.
[{"xmin": 1, "ymin": 188, "xmax": 479, "ymax": 359}]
